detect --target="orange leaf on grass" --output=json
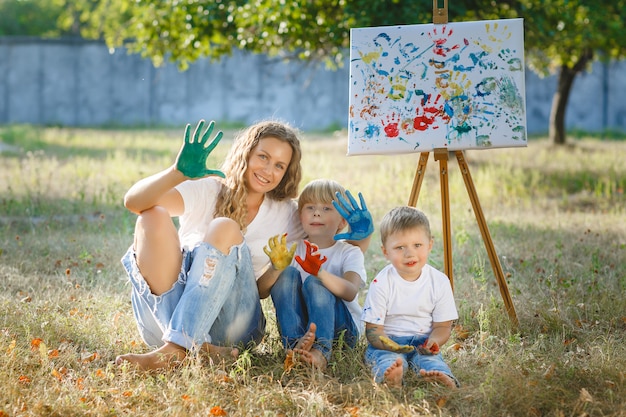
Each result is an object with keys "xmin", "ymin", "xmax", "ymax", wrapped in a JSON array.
[
  {"xmin": 31, "ymin": 338, "xmax": 43, "ymax": 350},
  {"xmin": 81, "ymin": 351, "xmax": 98, "ymax": 362},
  {"xmin": 122, "ymin": 391, "xmax": 133, "ymax": 397},
  {"xmin": 345, "ymin": 406, "xmax": 359, "ymax": 417},
  {"xmin": 209, "ymin": 406, "xmax": 227, "ymax": 416},
  {"xmin": 18, "ymin": 375, "xmax": 31, "ymax": 384}
]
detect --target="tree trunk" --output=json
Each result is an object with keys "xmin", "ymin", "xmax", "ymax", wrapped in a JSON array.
[{"xmin": 548, "ymin": 49, "xmax": 594, "ymax": 145}]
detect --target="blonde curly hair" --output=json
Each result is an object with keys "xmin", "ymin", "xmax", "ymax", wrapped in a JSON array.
[{"xmin": 215, "ymin": 120, "xmax": 302, "ymax": 231}]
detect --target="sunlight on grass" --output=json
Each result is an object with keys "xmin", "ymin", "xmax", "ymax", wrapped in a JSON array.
[{"xmin": 1, "ymin": 126, "xmax": 625, "ymax": 416}]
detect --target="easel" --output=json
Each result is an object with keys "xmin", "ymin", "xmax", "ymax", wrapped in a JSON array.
[{"xmin": 408, "ymin": 0, "xmax": 519, "ymax": 325}]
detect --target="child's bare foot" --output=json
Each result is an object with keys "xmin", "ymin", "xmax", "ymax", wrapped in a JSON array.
[
  {"xmin": 200, "ymin": 343, "xmax": 239, "ymax": 365},
  {"xmin": 293, "ymin": 323, "xmax": 317, "ymax": 351},
  {"xmin": 115, "ymin": 342, "xmax": 186, "ymax": 371},
  {"xmin": 419, "ymin": 369, "xmax": 457, "ymax": 388},
  {"xmin": 293, "ymin": 347, "xmax": 328, "ymax": 370},
  {"xmin": 383, "ymin": 358, "xmax": 404, "ymax": 387},
  {"xmin": 284, "ymin": 323, "xmax": 320, "ymax": 371}
]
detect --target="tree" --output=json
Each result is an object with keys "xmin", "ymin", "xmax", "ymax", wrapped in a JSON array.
[
  {"xmin": 475, "ymin": 1, "xmax": 626, "ymax": 144},
  {"xmin": 0, "ymin": 0, "xmax": 65, "ymax": 36},
  {"xmin": 53, "ymin": 0, "xmax": 626, "ymax": 143}
]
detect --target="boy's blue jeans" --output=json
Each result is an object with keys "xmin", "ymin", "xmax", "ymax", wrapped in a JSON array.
[
  {"xmin": 270, "ymin": 266, "xmax": 358, "ymax": 360},
  {"xmin": 365, "ymin": 335, "xmax": 459, "ymax": 386},
  {"xmin": 121, "ymin": 241, "xmax": 265, "ymax": 351}
]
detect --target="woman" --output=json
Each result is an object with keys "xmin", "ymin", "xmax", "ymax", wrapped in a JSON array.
[{"xmin": 116, "ymin": 119, "xmax": 304, "ymax": 370}]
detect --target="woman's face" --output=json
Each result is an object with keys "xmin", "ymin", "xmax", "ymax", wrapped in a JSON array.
[{"xmin": 245, "ymin": 136, "xmax": 293, "ymax": 195}]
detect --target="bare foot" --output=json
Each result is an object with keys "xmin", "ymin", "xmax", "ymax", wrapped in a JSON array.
[
  {"xmin": 200, "ymin": 343, "xmax": 239, "ymax": 366},
  {"xmin": 383, "ymin": 358, "xmax": 404, "ymax": 387},
  {"xmin": 284, "ymin": 323, "xmax": 320, "ymax": 371},
  {"xmin": 419, "ymin": 369, "xmax": 457, "ymax": 388},
  {"xmin": 293, "ymin": 347, "xmax": 327, "ymax": 370},
  {"xmin": 115, "ymin": 342, "xmax": 186, "ymax": 371},
  {"xmin": 293, "ymin": 323, "xmax": 317, "ymax": 351}
]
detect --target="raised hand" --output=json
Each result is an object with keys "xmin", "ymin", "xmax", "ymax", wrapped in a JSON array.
[
  {"xmin": 417, "ymin": 339, "xmax": 440, "ymax": 355},
  {"xmin": 295, "ymin": 240, "xmax": 327, "ymax": 276},
  {"xmin": 175, "ymin": 119, "xmax": 225, "ymax": 179},
  {"xmin": 263, "ymin": 233, "xmax": 296, "ymax": 271},
  {"xmin": 333, "ymin": 190, "xmax": 374, "ymax": 241},
  {"xmin": 379, "ymin": 335, "xmax": 415, "ymax": 353}
]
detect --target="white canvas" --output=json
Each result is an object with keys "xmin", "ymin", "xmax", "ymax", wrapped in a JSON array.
[{"xmin": 348, "ymin": 18, "xmax": 527, "ymax": 155}]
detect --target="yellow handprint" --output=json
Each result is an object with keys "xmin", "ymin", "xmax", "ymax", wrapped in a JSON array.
[{"xmin": 263, "ymin": 233, "xmax": 296, "ymax": 271}]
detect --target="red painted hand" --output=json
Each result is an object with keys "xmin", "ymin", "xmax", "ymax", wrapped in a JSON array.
[
  {"xmin": 295, "ymin": 240, "xmax": 327, "ymax": 276},
  {"xmin": 417, "ymin": 339, "xmax": 440, "ymax": 355}
]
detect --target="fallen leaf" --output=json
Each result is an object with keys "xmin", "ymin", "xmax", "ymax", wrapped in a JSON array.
[
  {"xmin": 453, "ymin": 325, "xmax": 470, "ymax": 340},
  {"xmin": 209, "ymin": 405, "xmax": 227, "ymax": 416},
  {"xmin": 345, "ymin": 406, "xmax": 359, "ymax": 417},
  {"xmin": 30, "ymin": 338, "xmax": 43, "ymax": 351},
  {"xmin": 284, "ymin": 350, "xmax": 295, "ymax": 372},
  {"xmin": 81, "ymin": 351, "xmax": 98, "ymax": 362},
  {"xmin": 18, "ymin": 375, "xmax": 31, "ymax": 384}
]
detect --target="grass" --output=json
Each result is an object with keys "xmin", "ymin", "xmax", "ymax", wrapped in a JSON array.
[{"xmin": 0, "ymin": 124, "xmax": 625, "ymax": 417}]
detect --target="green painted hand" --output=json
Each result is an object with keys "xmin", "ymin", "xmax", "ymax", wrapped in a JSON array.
[{"xmin": 175, "ymin": 120, "xmax": 225, "ymax": 179}]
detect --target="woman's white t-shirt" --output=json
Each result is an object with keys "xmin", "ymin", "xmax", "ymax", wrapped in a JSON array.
[
  {"xmin": 175, "ymin": 177, "xmax": 305, "ymax": 279},
  {"xmin": 362, "ymin": 263, "xmax": 458, "ymax": 337},
  {"xmin": 293, "ymin": 240, "xmax": 367, "ymax": 336}
]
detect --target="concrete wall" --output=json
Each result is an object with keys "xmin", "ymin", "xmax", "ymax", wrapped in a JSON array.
[{"xmin": 1, "ymin": 37, "xmax": 625, "ymax": 133}]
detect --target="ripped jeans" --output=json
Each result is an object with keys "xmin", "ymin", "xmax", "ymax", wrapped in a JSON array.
[{"xmin": 121, "ymin": 241, "xmax": 265, "ymax": 351}]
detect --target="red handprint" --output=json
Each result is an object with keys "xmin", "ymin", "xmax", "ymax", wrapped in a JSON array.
[
  {"xmin": 428, "ymin": 26, "xmax": 460, "ymax": 58},
  {"xmin": 381, "ymin": 112, "xmax": 401, "ymax": 138},
  {"xmin": 295, "ymin": 240, "xmax": 327, "ymax": 276},
  {"xmin": 413, "ymin": 94, "xmax": 444, "ymax": 131}
]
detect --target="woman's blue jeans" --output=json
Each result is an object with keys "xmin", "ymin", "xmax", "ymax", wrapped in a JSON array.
[
  {"xmin": 121, "ymin": 241, "xmax": 265, "ymax": 351},
  {"xmin": 270, "ymin": 266, "xmax": 358, "ymax": 360},
  {"xmin": 365, "ymin": 335, "xmax": 459, "ymax": 386}
]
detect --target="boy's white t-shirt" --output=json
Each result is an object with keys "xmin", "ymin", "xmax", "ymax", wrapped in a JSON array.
[
  {"xmin": 293, "ymin": 240, "xmax": 367, "ymax": 336},
  {"xmin": 361, "ymin": 263, "xmax": 458, "ymax": 337},
  {"xmin": 175, "ymin": 177, "xmax": 305, "ymax": 279}
]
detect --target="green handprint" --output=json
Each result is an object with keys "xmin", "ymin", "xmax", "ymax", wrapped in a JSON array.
[{"xmin": 175, "ymin": 120, "xmax": 225, "ymax": 179}]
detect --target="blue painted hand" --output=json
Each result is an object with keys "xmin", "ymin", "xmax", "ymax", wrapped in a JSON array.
[{"xmin": 332, "ymin": 190, "xmax": 374, "ymax": 241}]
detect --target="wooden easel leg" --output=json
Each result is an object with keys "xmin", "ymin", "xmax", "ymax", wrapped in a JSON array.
[
  {"xmin": 408, "ymin": 152, "xmax": 430, "ymax": 207},
  {"xmin": 455, "ymin": 151, "xmax": 519, "ymax": 326},
  {"xmin": 434, "ymin": 149, "xmax": 454, "ymax": 288}
]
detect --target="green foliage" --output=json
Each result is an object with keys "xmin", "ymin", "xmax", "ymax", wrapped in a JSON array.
[{"xmin": 0, "ymin": 0, "xmax": 65, "ymax": 36}]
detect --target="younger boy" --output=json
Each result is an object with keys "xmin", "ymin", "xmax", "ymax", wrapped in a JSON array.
[
  {"xmin": 362, "ymin": 206, "xmax": 459, "ymax": 388},
  {"xmin": 260, "ymin": 179, "xmax": 368, "ymax": 370}
]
